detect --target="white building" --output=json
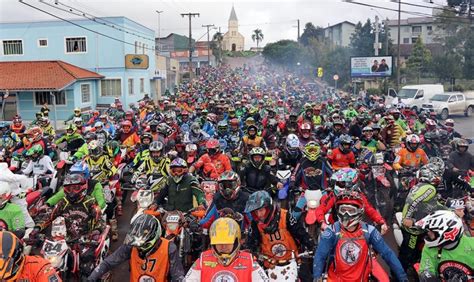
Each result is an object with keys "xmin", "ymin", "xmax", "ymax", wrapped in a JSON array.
[
  {"xmin": 385, "ymin": 16, "xmax": 445, "ymax": 45},
  {"xmin": 222, "ymin": 6, "xmax": 245, "ymax": 51},
  {"xmin": 323, "ymin": 21, "xmax": 356, "ymax": 47}
]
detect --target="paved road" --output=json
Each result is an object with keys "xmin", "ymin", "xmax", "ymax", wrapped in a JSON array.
[{"xmin": 110, "ymin": 115, "xmax": 474, "ymax": 281}]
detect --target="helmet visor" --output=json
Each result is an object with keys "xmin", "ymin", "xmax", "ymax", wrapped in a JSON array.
[{"xmin": 338, "ymin": 204, "xmax": 360, "ymax": 216}]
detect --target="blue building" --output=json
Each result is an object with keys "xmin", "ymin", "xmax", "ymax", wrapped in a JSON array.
[{"xmin": 0, "ymin": 17, "xmax": 156, "ymax": 121}]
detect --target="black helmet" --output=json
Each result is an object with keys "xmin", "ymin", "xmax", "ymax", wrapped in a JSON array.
[
  {"xmin": 125, "ymin": 214, "xmax": 161, "ymax": 257},
  {"xmin": 455, "ymin": 138, "xmax": 469, "ymax": 153},
  {"xmin": 244, "ymin": 190, "xmax": 275, "ymax": 225},
  {"xmin": 140, "ymin": 132, "xmax": 153, "ymax": 143},
  {"xmin": 339, "ymin": 134, "xmax": 353, "ymax": 154},
  {"xmin": 0, "ymin": 231, "xmax": 24, "ymax": 281}
]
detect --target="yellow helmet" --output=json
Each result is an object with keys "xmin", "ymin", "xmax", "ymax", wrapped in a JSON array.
[{"xmin": 209, "ymin": 218, "xmax": 241, "ymax": 266}]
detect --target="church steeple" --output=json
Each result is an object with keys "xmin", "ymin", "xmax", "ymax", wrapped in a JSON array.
[{"xmin": 229, "ymin": 6, "xmax": 238, "ymax": 21}]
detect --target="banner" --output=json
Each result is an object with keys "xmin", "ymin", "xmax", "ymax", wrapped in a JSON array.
[{"xmin": 351, "ymin": 56, "xmax": 392, "ymax": 77}]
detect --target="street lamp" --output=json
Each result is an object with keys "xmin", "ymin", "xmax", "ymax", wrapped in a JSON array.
[{"xmin": 155, "ymin": 10, "xmax": 163, "ymax": 53}]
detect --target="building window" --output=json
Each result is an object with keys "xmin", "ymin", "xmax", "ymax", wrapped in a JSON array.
[
  {"xmin": 2, "ymin": 40, "xmax": 23, "ymax": 55},
  {"xmin": 65, "ymin": 37, "xmax": 87, "ymax": 53},
  {"xmin": 38, "ymin": 39, "xmax": 48, "ymax": 47},
  {"xmin": 403, "ymin": 38, "xmax": 409, "ymax": 44},
  {"xmin": 101, "ymin": 79, "xmax": 121, "ymax": 97},
  {"xmin": 427, "ymin": 26, "xmax": 432, "ymax": 31},
  {"xmin": 412, "ymin": 26, "xmax": 422, "ymax": 33},
  {"xmin": 412, "ymin": 37, "xmax": 419, "ymax": 44},
  {"xmin": 128, "ymin": 78, "xmax": 134, "ymax": 95},
  {"xmin": 81, "ymin": 84, "xmax": 91, "ymax": 103},
  {"xmin": 35, "ymin": 91, "xmax": 66, "ymax": 106},
  {"xmin": 140, "ymin": 78, "xmax": 145, "ymax": 93}
]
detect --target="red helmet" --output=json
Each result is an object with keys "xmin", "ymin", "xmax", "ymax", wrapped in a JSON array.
[
  {"xmin": 206, "ymin": 139, "xmax": 220, "ymax": 150},
  {"xmin": 121, "ymin": 120, "xmax": 132, "ymax": 133},
  {"xmin": 230, "ymin": 118, "xmax": 239, "ymax": 127}
]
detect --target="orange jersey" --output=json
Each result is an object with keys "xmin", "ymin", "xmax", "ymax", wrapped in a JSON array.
[
  {"xmin": 130, "ymin": 239, "xmax": 170, "ymax": 282},
  {"xmin": 258, "ymin": 209, "xmax": 298, "ymax": 268},
  {"xmin": 13, "ymin": 255, "xmax": 61, "ymax": 282},
  {"xmin": 122, "ymin": 132, "xmax": 140, "ymax": 147},
  {"xmin": 393, "ymin": 147, "xmax": 429, "ymax": 170},
  {"xmin": 194, "ymin": 153, "xmax": 232, "ymax": 177}
]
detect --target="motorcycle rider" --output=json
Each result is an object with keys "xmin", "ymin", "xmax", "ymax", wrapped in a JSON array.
[
  {"xmin": 189, "ymin": 139, "xmax": 232, "ymax": 177},
  {"xmin": 0, "ymin": 182, "xmax": 25, "ymax": 238},
  {"xmin": 417, "ymin": 210, "xmax": 473, "ymax": 281},
  {"xmin": 185, "ymin": 217, "xmax": 269, "ymax": 281},
  {"xmin": 10, "ymin": 115, "xmax": 26, "ymax": 138},
  {"xmin": 114, "ymin": 120, "xmax": 140, "ymax": 148},
  {"xmin": 199, "ymin": 171, "xmax": 249, "ymax": 228},
  {"xmin": 131, "ymin": 132, "xmax": 153, "ymax": 168},
  {"xmin": 0, "ymin": 122, "xmax": 19, "ymax": 151},
  {"xmin": 327, "ymin": 134, "xmax": 356, "ymax": 170},
  {"xmin": 446, "ymin": 138, "xmax": 474, "ymax": 196},
  {"xmin": 154, "ymin": 157, "xmax": 205, "ymax": 212},
  {"xmin": 240, "ymin": 147, "xmax": 278, "ymax": 194},
  {"xmin": 313, "ymin": 190, "xmax": 407, "ymax": 281},
  {"xmin": 94, "ymin": 121, "xmax": 110, "ymax": 145},
  {"xmin": 64, "ymin": 107, "xmax": 83, "ymax": 124},
  {"xmin": 88, "ymin": 213, "xmax": 184, "ymax": 281},
  {"xmin": 132, "ymin": 141, "xmax": 170, "ymax": 183},
  {"xmin": 54, "ymin": 124, "xmax": 85, "ymax": 153},
  {"xmin": 380, "ymin": 115, "xmax": 406, "ymax": 148},
  {"xmin": 393, "ymin": 134, "xmax": 429, "ymax": 170},
  {"xmin": 22, "ymin": 144, "xmax": 57, "ymax": 189},
  {"xmin": 38, "ymin": 116, "xmax": 55, "ymax": 137},
  {"xmin": 355, "ymin": 126, "xmax": 386, "ymax": 153},
  {"xmin": 241, "ymin": 124, "xmax": 266, "ymax": 155},
  {"xmin": 400, "ymin": 162, "xmax": 446, "ymax": 276},
  {"xmin": 0, "ymin": 231, "xmax": 61, "ymax": 281},
  {"xmin": 278, "ymin": 133, "xmax": 303, "ymax": 169},
  {"xmin": 244, "ymin": 190, "xmax": 315, "ymax": 281},
  {"xmin": 298, "ymin": 122, "xmax": 315, "ymax": 147}
]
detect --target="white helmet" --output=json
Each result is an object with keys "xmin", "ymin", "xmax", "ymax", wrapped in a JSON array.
[
  {"xmin": 0, "ymin": 181, "xmax": 11, "ymax": 208},
  {"xmin": 415, "ymin": 210, "xmax": 463, "ymax": 248},
  {"xmin": 286, "ymin": 134, "xmax": 300, "ymax": 150}
]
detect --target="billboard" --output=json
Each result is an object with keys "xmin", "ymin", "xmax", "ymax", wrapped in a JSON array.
[{"xmin": 351, "ymin": 56, "xmax": 392, "ymax": 77}]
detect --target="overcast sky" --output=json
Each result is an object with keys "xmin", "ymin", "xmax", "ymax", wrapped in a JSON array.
[{"xmin": 0, "ymin": 0, "xmax": 447, "ymax": 48}]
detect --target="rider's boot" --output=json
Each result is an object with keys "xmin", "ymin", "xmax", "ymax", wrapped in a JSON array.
[{"xmin": 110, "ymin": 218, "xmax": 119, "ymax": 241}]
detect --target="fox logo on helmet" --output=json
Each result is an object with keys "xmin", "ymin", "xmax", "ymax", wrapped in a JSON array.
[{"xmin": 443, "ymin": 227, "xmax": 460, "ymax": 241}]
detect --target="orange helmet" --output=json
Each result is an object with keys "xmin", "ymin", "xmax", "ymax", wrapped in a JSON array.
[{"xmin": 25, "ymin": 127, "xmax": 43, "ymax": 143}]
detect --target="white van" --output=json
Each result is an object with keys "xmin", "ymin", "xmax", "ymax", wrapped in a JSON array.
[{"xmin": 390, "ymin": 84, "xmax": 444, "ymax": 111}]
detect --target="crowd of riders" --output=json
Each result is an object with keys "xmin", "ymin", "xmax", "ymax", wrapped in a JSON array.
[{"xmin": 0, "ymin": 63, "xmax": 472, "ymax": 281}]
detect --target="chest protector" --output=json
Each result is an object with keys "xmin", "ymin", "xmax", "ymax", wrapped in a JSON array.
[
  {"xmin": 200, "ymin": 250, "xmax": 254, "ymax": 281},
  {"xmin": 258, "ymin": 209, "xmax": 298, "ymax": 264},
  {"xmin": 130, "ymin": 239, "xmax": 170, "ymax": 282}
]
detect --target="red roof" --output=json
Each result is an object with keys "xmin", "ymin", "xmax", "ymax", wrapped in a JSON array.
[{"xmin": 0, "ymin": 60, "xmax": 104, "ymax": 91}]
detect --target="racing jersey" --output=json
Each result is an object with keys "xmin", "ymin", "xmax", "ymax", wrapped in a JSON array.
[
  {"xmin": 360, "ymin": 138, "xmax": 379, "ymax": 153},
  {"xmin": 328, "ymin": 148, "xmax": 355, "ymax": 170},
  {"xmin": 12, "ymin": 255, "xmax": 61, "ymax": 282},
  {"xmin": 184, "ymin": 250, "xmax": 269, "ymax": 282},
  {"xmin": 133, "ymin": 157, "xmax": 170, "ymax": 181},
  {"xmin": 193, "ymin": 153, "xmax": 231, "ymax": 177},
  {"xmin": 419, "ymin": 235, "xmax": 474, "ymax": 281},
  {"xmin": 393, "ymin": 147, "xmax": 429, "ymax": 170},
  {"xmin": 130, "ymin": 239, "xmax": 170, "ymax": 282},
  {"xmin": 85, "ymin": 155, "xmax": 117, "ymax": 182},
  {"xmin": 0, "ymin": 202, "xmax": 25, "ymax": 233},
  {"xmin": 47, "ymin": 180, "xmax": 106, "ymax": 210},
  {"xmin": 22, "ymin": 155, "xmax": 56, "ymax": 176}
]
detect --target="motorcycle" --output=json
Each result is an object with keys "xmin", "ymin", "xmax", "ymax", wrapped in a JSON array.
[
  {"xmin": 259, "ymin": 251, "xmax": 313, "ymax": 282},
  {"xmin": 304, "ymin": 189, "xmax": 323, "ymax": 241},
  {"xmin": 185, "ymin": 143, "xmax": 198, "ymax": 166},
  {"xmin": 394, "ymin": 166, "xmax": 418, "ymax": 212}
]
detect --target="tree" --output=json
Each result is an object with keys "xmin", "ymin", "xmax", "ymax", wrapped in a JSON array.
[
  {"xmin": 406, "ymin": 37, "xmax": 432, "ymax": 83},
  {"xmin": 262, "ymin": 40, "xmax": 305, "ymax": 67},
  {"xmin": 321, "ymin": 47, "xmax": 352, "ymax": 86},
  {"xmin": 350, "ymin": 19, "xmax": 374, "ymax": 56},
  {"xmin": 299, "ymin": 22, "xmax": 325, "ymax": 46},
  {"xmin": 463, "ymin": 31, "xmax": 474, "ymax": 79},
  {"xmin": 251, "ymin": 29, "xmax": 264, "ymax": 49},
  {"xmin": 431, "ymin": 53, "xmax": 462, "ymax": 81},
  {"xmin": 211, "ymin": 31, "xmax": 224, "ymax": 65}
]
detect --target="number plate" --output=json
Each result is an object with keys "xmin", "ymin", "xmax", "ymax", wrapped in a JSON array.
[
  {"xmin": 42, "ymin": 240, "xmax": 67, "ymax": 256},
  {"xmin": 166, "ymin": 215, "xmax": 180, "ymax": 223}
]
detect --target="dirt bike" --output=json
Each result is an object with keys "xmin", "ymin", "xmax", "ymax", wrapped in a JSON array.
[
  {"xmin": 275, "ymin": 169, "xmax": 292, "ymax": 209},
  {"xmin": 258, "ymin": 251, "xmax": 313, "ymax": 281},
  {"xmin": 185, "ymin": 143, "xmax": 198, "ymax": 166},
  {"xmin": 394, "ymin": 166, "xmax": 418, "ymax": 212},
  {"xmin": 304, "ymin": 189, "xmax": 323, "ymax": 241}
]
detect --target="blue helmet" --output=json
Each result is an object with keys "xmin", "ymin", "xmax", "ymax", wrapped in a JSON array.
[{"xmin": 70, "ymin": 161, "xmax": 90, "ymax": 179}]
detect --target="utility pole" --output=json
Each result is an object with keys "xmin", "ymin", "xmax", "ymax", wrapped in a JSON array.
[
  {"xmin": 155, "ymin": 10, "xmax": 163, "ymax": 54},
  {"xmin": 374, "ymin": 15, "xmax": 380, "ymax": 56},
  {"xmin": 396, "ymin": 0, "xmax": 401, "ymax": 91},
  {"xmin": 202, "ymin": 24, "xmax": 215, "ymax": 66},
  {"xmin": 181, "ymin": 12, "xmax": 200, "ymax": 79},
  {"xmin": 297, "ymin": 19, "xmax": 300, "ymax": 41}
]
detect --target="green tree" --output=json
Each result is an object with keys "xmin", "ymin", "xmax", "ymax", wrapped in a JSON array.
[
  {"xmin": 431, "ymin": 53, "xmax": 462, "ymax": 81},
  {"xmin": 251, "ymin": 29, "xmax": 264, "ymax": 49},
  {"xmin": 406, "ymin": 37, "xmax": 432, "ymax": 83},
  {"xmin": 262, "ymin": 40, "xmax": 305, "ymax": 67},
  {"xmin": 463, "ymin": 30, "xmax": 474, "ymax": 79},
  {"xmin": 321, "ymin": 46, "xmax": 352, "ymax": 86},
  {"xmin": 350, "ymin": 19, "xmax": 374, "ymax": 56},
  {"xmin": 211, "ymin": 31, "xmax": 224, "ymax": 65},
  {"xmin": 299, "ymin": 22, "xmax": 325, "ymax": 46}
]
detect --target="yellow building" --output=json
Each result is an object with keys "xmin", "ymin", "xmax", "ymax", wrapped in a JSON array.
[{"xmin": 222, "ymin": 6, "xmax": 245, "ymax": 51}]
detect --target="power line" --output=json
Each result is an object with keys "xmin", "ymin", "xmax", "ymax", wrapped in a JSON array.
[
  {"xmin": 19, "ymin": 0, "xmax": 157, "ymax": 52},
  {"xmin": 40, "ymin": 0, "xmax": 155, "ymax": 42}
]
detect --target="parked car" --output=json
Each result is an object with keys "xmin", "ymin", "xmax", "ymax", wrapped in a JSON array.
[
  {"xmin": 421, "ymin": 92, "xmax": 474, "ymax": 119},
  {"xmin": 389, "ymin": 84, "xmax": 444, "ymax": 112}
]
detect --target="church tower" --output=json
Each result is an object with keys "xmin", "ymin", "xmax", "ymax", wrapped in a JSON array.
[{"xmin": 222, "ymin": 6, "xmax": 245, "ymax": 51}]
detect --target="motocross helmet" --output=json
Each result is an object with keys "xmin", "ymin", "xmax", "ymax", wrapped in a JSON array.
[
  {"xmin": 206, "ymin": 139, "xmax": 220, "ymax": 156},
  {"xmin": 84, "ymin": 132, "xmax": 97, "ymax": 142},
  {"xmin": 149, "ymin": 141, "xmax": 164, "ymax": 162},
  {"xmin": 244, "ymin": 190, "xmax": 275, "ymax": 226},
  {"xmin": 0, "ymin": 231, "xmax": 25, "ymax": 281},
  {"xmin": 303, "ymin": 141, "xmax": 320, "ymax": 161},
  {"xmin": 125, "ymin": 214, "xmax": 161, "ymax": 257},
  {"xmin": 70, "ymin": 161, "xmax": 90, "ymax": 179},
  {"xmin": 218, "ymin": 171, "xmax": 241, "ymax": 200},
  {"xmin": 406, "ymin": 134, "xmax": 421, "ymax": 152},
  {"xmin": 339, "ymin": 134, "xmax": 353, "ymax": 154},
  {"xmin": 66, "ymin": 124, "xmax": 76, "ymax": 136},
  {"xmin": 444, "ymin": 119, "xmax": 454, "ymax": 128},
  {"xmin": 362, "ymin": 126, "xmax": 373, "ymax": 138},
  {"xmin": 300, "ymin": 122, "xmax": 312, "ymax": 139},
  {"xmin": 330, "ymin": 168, "xmax": 359, "ymax": 196},
  {"xmin": 415, "ymin": 210, "xmax": 463, "ymax": 248},
  {"xmin": 249, "ymin": 147, "xmax": 266, "ymax": 169},
  {"xmin": 336, "ymin": 190, "xmax": 364, "ymax": 229},
  {"xmin": 0, "ymin": 122, "xmax": 8, "ymax": 133},
  {"xmin": 247, "ymin": 125, "xmax": 258, "ymax": 138},
  {"xmin": 121, "ymin": 120, "xmax": 132, "ymax": 134},
  {"xmin": 26, "ymin": 144, "xmax": 44, "ymax": 162},
  {"xmin": 0, "ymin": 182, "xmax": 12, "ymax": 209},
  {"xmin": 229, "ymin": 118, "xmax": 240, "ymax": 131},
  {"xmin": 210, "ymin": 218, "xmax": 241, "ymax": 267},
  {"xmin": 455, "ymin": 138, "xmax": 469, "ymax": 153},
  {"xmin": 88, "ymin": 140, "xmax": 103, "ymax": 160},
  {"xmin": 245, "ymin": 117, "xmax": 256, "ymax": 127},
  {"xmin": 217, "ymin": 121, "xmax": 228, "ymax": 134},
  {"xmin": 332, "ymin": 119, "xmax": 343, "ymax": 132},
  {"xmin": 125, "ymin": 110, "xmax": 134, "ymax": 120},
  {"xmin": 94, "ymin": 121, "xmax": 104, "ymax": 131},
  {"xmin": 25, "ymin": 127, "xmax": 43, "ymax": 143},
  {"xmin": 149, "ymin": 119, "xmax": 159, "ymax": 132},
  {"xmin": 63, "ymin": 173, "xmax": 88, "ymax": 203},
  {"xmin": 170, "ymin": 158, "xmax": 188, "ymax": 183},
  {"xmin": 286, "ymin": 134, "xmax": 300, "ymax": 155},
  {"xmin": 190, "ymin": 122, "xmax": 201, "ymax": 135},
  {"xmin": 140, "ymin": 132, "xmax": 153, "ymax": 146}
]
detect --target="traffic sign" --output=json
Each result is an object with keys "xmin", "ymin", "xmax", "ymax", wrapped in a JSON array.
[
  {"xmin": 333, "ymin": 74, "xmax": 339, "ymax": 81},
  {"xmin": 317, "ymin": 67, "xmax": 323, "ymax": 78}
]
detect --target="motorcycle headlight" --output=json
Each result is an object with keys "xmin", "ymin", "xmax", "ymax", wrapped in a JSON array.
[
  {"xmin": 307, "ymin": 199, "xmax": 319, "ymax": 209},
  {"xmin": 167, "ymin": 223, "xmax": 179, "ymax": 232},
  {"xmin": 46, "ymin": 255, "xmax": 62, "ymax": 268}
]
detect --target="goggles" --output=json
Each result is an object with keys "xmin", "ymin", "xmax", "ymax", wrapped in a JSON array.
[
  {"xmin": 338, "ymin": 204, "xmax": 360, "ymax": 216},
  {"xmin": 170, "ymin": 167, "xmax": 186, "ymax": 176}
]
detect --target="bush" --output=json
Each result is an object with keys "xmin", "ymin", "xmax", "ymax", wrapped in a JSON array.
[{"xmin": 453, "ymin": 84, "xmax": 465, "ymax": 92}]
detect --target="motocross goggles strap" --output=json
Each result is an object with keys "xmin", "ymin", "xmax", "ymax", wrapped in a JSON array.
[{"xmin": 338, "ymin": 204, "xmax": 361, "ymax": 217}]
